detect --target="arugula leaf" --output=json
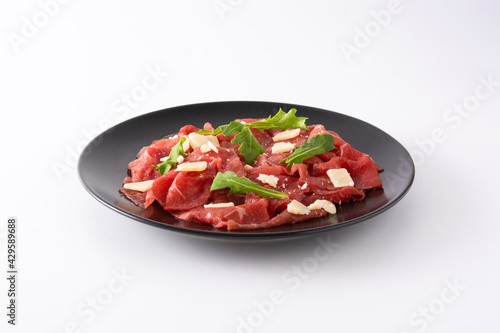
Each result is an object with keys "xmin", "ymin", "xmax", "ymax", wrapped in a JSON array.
[
  {"xmin": 195, "ymin": 126, "xmax": 224, "ymax": 135},
  {"xmin": 210, "ymin": 171, "xmax": 288, "ymax": 199},
  {"xmin": 219, "ymin": 122, "xmax": 264, "ymax": 165},
  {"xmin": 220, "ymin": 121, "xmax": 244, "ymax": 136},
  {"xmin": 153, "ymin": 137, "xmax": 187, "ymax": 175},
  {"xmin": 232, "ymin": 127, "xmax": 265, "ymax": 165},
  {"xmin": 280, "ymin": 134, "xmax": 336, "ymax": 168},
  {"xmin": 246, "ymin": 108, "xmax": 308, "ymax": 130}
]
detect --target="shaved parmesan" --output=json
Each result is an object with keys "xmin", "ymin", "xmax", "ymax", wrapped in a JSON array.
[
  {"xmin": 272, "ymin": 142, "xmax": 296, "ymax": 154},
  {"xmin": 308, "ymin": 200, "xmax": 336, "ymax": 214},
  {"xmin": 200, "ymin": 140, "xmax": 219, "ymax": 153},
  {"xmin": 200, "ymin": 144, "xmax": 211, "ymax": 153},
  {"xmin": 287, "ymin": 200, "xmax": 311, "ymax": 215},
  {"xmin": 207, "ymin": 136, "xmax": 220, "ymax": 146},
  {"xmin": 204, "ymin": 202, "xmax": 235, "ymax": 208},
  {"xmin": 257, "ymin": 174, "xmax": 279, "ymax": 188},
  {"xmin": 188, "ymin": 133, "xmax": 220, "ymax": 150},
  {"xmin": 207, "ymin": 141, "xmax": 219, "ymax": 153},
  {"xmin": 326, "ymin": 168, "xmax": 354, "ymax": 187},
  {"xmin": 182, "ymin": 137, "xmax": 191, "ymax": 152},
  {"xmin": 176, "ymin": 161, "xmax": 208, "ymax": 172},
  {"xmin": 123, "ymin": 180, "xmax": 154, "ymax": 192},
  {"xmin": 273, "ymin": 128, "xmax": 301, "ymax": 142}
]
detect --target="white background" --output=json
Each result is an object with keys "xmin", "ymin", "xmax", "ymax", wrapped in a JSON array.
[{"xmin": 1, "ymin": 1, "xmax": 499, "ymax": 332}]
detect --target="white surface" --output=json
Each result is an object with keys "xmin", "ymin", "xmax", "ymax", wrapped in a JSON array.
[{"xmin": 1, "ymin": 1, "xmax": 499, "ymax": 332}]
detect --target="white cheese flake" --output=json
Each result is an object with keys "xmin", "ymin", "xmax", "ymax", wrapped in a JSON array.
[
  {"xmin": 200, "ymin": 141, "xmax": 219, "ymax": 154},
  {"xmin": 207, "ymin": 140, "xmax": 218, "ymax": 153},
  {"xmin": 188, "ymin": 133, "xmax": 220, "ymax": 150},
  {"xmin": 175, "ymin": 161, "xmax": 208, "ymax": 172},
  {"xmin": 123, "ymin": 180, "xmax": 154, "ymax": 192},
  {"xmin": 300, "ymin": 182, "xmax": 308, "ymax": 190},
  {"xmin": 308, "ymin": 199, "xmax": 337, "ymax": 214},
  {"xmin": 273, "ymin": 128, "xmax": 301, "ymax": 142},
  {"xmin": 207, "ymin": 135, "xmax": 220, "ymax": 147},
  {"xmin": 257, "ymin": 174, "xmax": 279, "ymax": 188},
  {"xmin": 287, "ymin": 200, "xmax": 311, "ymax": 215},
  {"xmin": 200, "ymin": 144, "xmax": 211, "ymax": 153},
  {"xmin": 272, "ymin": 142, "xmax": 296, "ymax": 154},
  {"xmin": 187, "ymin": 133, "xmax": 205, "ymax": 150},
  {"xmin": 244, "ymin": 164, "xmax": 253, "ymax": 171},
  {"xmin": 204, "ymin": 202, "xmax": 235, "ymax": 208},
  {"xmin": 326, "ymin": 168, "xmax": 354, "ymax": 188},
  {"xmin": 182, "ymin": 137, "xmax": 191, "ymax": 152}
]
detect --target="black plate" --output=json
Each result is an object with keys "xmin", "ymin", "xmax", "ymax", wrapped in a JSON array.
[{"xmin": 78, "ymin": 101, "xmax": 414, "ymax": 240}]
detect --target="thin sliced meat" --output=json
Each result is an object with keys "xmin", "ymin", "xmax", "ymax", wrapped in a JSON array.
[
  {"xmin": 173, "ymin": 198, "xmax": 271, "ymax": 230},
  {"xmin": 311, "ymin": 156, "xmax": 350, "ymax": 176},
  {"xmin": 119, "ymin": 187, "xmax": 148, "ymax": 208},
  {"xmin": 347, "ymin": 155, "xmax": 383, "ymax": 190},
  {"xmin": 303, "ymin": 186, "xmax": 366, "ymax": 205},
  {"xmin": 178, "ymin": 125, "xmax": 200, "ymax": 137},
  {"xmin": 164, "ymin": 170, "xmax": 215, "ymax": 211},
  {"xmin": 127, "ymin": 154, "xmax": 159, "ymax": 182},
  {"xmin": 145, "ymin": 172, "xmax": 178, "ymax": 208},
  {"xmin": 121, "ymin": 114, "xmax": 384, "ymax": 230},
  {"xmin": 251, "ymin": 209, "xmax": 328, "ymax": 230}
]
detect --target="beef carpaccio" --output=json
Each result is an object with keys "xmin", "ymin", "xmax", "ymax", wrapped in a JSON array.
[{"xmin": 120, "ymin": 109, "xmax": 383, "ymax": 230}]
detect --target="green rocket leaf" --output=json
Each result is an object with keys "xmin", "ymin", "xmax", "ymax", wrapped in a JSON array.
[
  {"xmin": 210, "ymin": 171, "xmax": 288, "ymax": 199},
  {"xmin": 153, "ymin": 137, "xmax": 186, "ymax": 175},
  {"xmin": 280, "ymin": 133, "xmax": 336, "ymax": 168},
  {"xmin": 246, "ymin": 108, "xmax": 308, "ymax": 130},
  {"xmin": 222, "ymin": 122, "xmax": 265, "ymax": 165}
]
